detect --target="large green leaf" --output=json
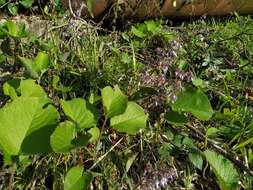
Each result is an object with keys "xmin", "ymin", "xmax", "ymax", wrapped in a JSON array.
[
  {"xmin": 171, "ymin": 88, "xmax": 213, "ymax": 120},
  {"xmin": 0, "ymin": 80, "xmax": 59, "ymax": 155},
  {"xmin": 50, "ymin": 121, "xmax": 76, "ymax": 153},
  {"xmin": 21, "ymin": 105, "xmax": 60, "ymax": 154},
  {"xmin": 101, "ymin": 86, "xmax": 128, "ymax": 118},
  {"xmin": 64, "ymin": 166, "xmax": 92, "ymax": 190},
  {"xmin": 0, "ymin": 98, "xmax": 40, "ymax": 155},
  {"xmin": 110, "ymin": 102, "xmax": 147, "ymax": 135},
  {"xmin": 60, "ymin": 98, "xmax": 98, "ymax": 129},
  {"xmin": 204, "ymin": 150, "xmax": 239, "ymax": 190}
]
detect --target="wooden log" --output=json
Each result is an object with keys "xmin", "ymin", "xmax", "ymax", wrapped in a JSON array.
[{"xmin": 61, "ymin": 0, "xmax": 253, "ymax": 19}]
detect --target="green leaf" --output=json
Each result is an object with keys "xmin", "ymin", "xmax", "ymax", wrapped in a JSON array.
[
  {"xmin": 131, "ymin": 25, "xmax": 147, "ymax": 38},
  {"xmin": 52, "ymin": 75, "xmax": 72, "ymax": 93},
  {"xmin": 34, "ymin": 51, "xmax": 50, "ymax": 73},
  {"xmin": 0, "ymin": 98, "xmax": 47, "ymax": 155},
  {"xmin": 87, "ymin": 0, "xmax": 94, "ymax": 17},
  {"xmin": 192, "ymin": 78, "xmax": 207, "ymax": 88},
  {"xmin": 3, "ymin": 80, "xmax": 19, "ymax": 100},
  {"xmin": 206, "ymin": 127, "xmax": 219, "ymax": 138},
  {"xmin": 64, "ymin": 166, "xmax": 92, "ymax": 190},
  {"xmin": 189, "ymin": 150, "xmax": 203, "ymax": 170},
  {"xmin": 88, "ymin": 127, "xmax": 100, "ymax": 143},
  {"xmin": 204, "ymin": 150, "xmax": 239, "ymax": 190},
  {"xmin": 21, "ymin": 105, "xmax": 60, "ymax": 154},
  {"xmin": 171, "ymin": 88, "xmax": 213, "ymax": 120},
  {"xmin": 101, "ymin": 86, "xmax": 128, "ymax": 118},
  {"xmin": 0, "ymin": 0, "xmax": 6, "ymax": 6},
  {"xmin": 126, "ymin": 154, "xmax": 137, "ymax": 173},
  {"xmin": 50, "ymin": 121, "xmax": 76, "ymax": 153},
  {"xmin": 7, "ymin": 4, "xmax": 18, "ymax": 16},
  {"xmin": 0, "ymin": 20, "xmax": 27, "ymax": 38},
  {"xmin": 110, "ymin": 102, "xmax": 147, "ymax": 135},
  {"xmin": 18, "ymin": 56, "xmax": 39, "ymax": 79},
  {"xmin": 145, "ymin": 20, "xmax": 161, "ymax": 34},
  {"xmin": 0, "ymin": 80, "xmax": 58, "ymax": 155},
  {"xmin": 164, "ymin": 110, "xmax": 188, "ymax": 126},
  {"xmin": 235, "ymin": 137, "xmax": 253, "ymax": 149},
  {"xmin": 60, "ymin": 98, "xmax": 98, "ymax": 129},
  {"xmin": 18, "ymin": 52, "xmax": 50, "ymax": 78},
  {"xmin": 20, "ymin": 0, "xmax": 34, "ymax": 8},
  {"xmin": 20, "ymin": 80, "xmax": 48, "ymax": 100}
]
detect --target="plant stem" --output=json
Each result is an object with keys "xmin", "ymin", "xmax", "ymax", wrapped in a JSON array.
[{"xmin": 8, "ymin": 162, "xmax": 16, "ymax": 190}]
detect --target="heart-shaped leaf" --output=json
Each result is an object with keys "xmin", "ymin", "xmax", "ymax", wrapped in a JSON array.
[
  {"xmin": 171, "ymin": 88, "xmax": 213, "ymax": 120},
  {"xmin": 110, "ymin": 102, "xmax": 147, "ymax": 135},
  {"xmin": 0, "ymin": 80, "xmax": 59, "ymax": 155},
  {"xmin": 101, "ymin": 86, "xmax": 128, "ymax": 118},
  {"xmin": 50, "ymin": 121, "xmax": 76, "ymax": 153},
  {"xmin": 60, "ymin": 98, "xmax": 98, "ymax": 129}
]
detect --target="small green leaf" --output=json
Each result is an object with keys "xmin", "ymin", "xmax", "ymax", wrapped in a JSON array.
[
  {"xmin": 192, "ymin": 78, "xmax": 207, "ymax": 88},
  {"xmin": 126, "ymin": 154, "xmax": 137, "ymax": 173},
  {"xmin": 101, "ymin": 86, "xmax": 128, "ymax": 118},
  {"xmin": 3, "ymin": 80, "xmax": 19, "ymax": 100},
  {"xmin": 0, "ymin": 0, "xmax": 6, "ymax": 6},
  {"xmin": 110, "ymin": 102, "xmax": 147, "ymax": 135},
  {"xmin": 131, "ymin": 25, "xmax": 147, "ymax": 38},
  {"xmin": 145, "ymin": 20, "xmax": 161, "ymax": 34},
  {"xmin": 87, "ymin": 0, "xmax": 94, "ymax": 17},
  {"xmin": 88, "ymin": 127, "xmax": 100, "ymax": 143},
  {"xmin": 189, "ymin": 150, "xmax": 203, "ymax": 170},
  {"xmin": 60, "ymin": 98, "xmax": 98, "ymax": 129},
  {"xmin": 206, "ymin": 127, "xmax": 219, "ymax": 138},
  {"xmin": 34, "ymin": 51, "xmax": 50, "ymax": 73},
  {"xmin": 20, "ymin": 0, "xmax": 34, "ymax": 8},
  {"xmin": 171, "ymin": 88, "xmax": 213, "ymax": 120},
  {"xmin": 64, "ymin": 166, "xmax": 92, "ymax": 190},
  {"xmin": 204, "ymin": 150, "xmax": 239, "ymax": 190},
  {"xmin": 7, "ymin": 4, "xmax": 18, "ymax": 16},
  {"xmin": 18, "ymin": 56, "xmax": 39, "ymax": 79},
  {"xmin": 50, "ymin": 121, "xmax": 76, "ymax": 153},
  {"xmin": 52, "ymin": 75, "xmax": 72, "ymax": 92}
]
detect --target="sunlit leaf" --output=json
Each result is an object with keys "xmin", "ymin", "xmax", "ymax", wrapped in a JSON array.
[
  {"xmin": 101, "ymin": 86, "xmax": 128, "ymax": 118},
  {"xmin": 60, "ymin": 98, "xmax": 98, "ymax": 129},
  {"xmin": 64, "ymin": 166, "xmax": 92, "ymax": 190},
  {"xmin": 110, "ymin": 102, "xmax": 147, "ymax": 135},
  {"xmin": 50, "ymin": 121, "xmax": 76, "ymax": 153}
]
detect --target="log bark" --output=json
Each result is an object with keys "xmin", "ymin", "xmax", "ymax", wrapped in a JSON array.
[{"xmin": 62, "ymin": 0, "xmax": 253, "ymax": 19}]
